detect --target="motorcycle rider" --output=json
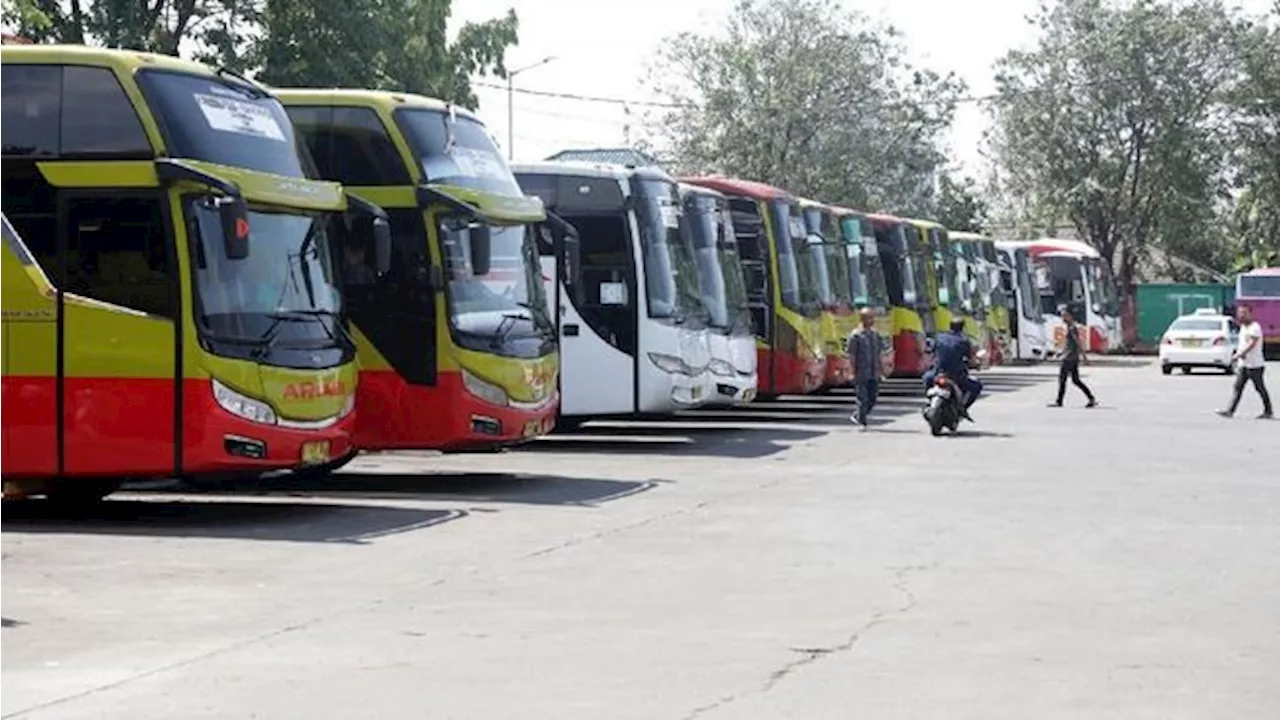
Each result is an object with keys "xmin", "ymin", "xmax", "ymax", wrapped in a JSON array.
[{"xmin": 923, "ymin": 318, "xmax": 983, "ymax": 420}]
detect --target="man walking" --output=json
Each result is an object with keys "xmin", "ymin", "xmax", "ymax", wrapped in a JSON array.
[
  {"xmin": 847, "ymin": 307, "xmax": 884, "ymax": 431},
  {"xmin": 1049, "ymin": 308, "xmax": 1097, "ymax": 408},
  {"xmin": 1217, "ymin": 304, "xmax": 1273, "ymax": 419}
]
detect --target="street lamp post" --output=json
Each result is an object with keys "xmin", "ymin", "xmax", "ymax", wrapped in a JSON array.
[{"xmin": 507, "ymin": 56, "xmax": 557, "ymax": 160}]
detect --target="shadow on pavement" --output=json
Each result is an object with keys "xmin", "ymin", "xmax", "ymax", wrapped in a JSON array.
[
  {"xmin": 524, "ymin": 420, "xmax": 826, "ymax": 458},
  {"xmin": 211, "ymin": 471, "xmax": 660, "ymax": 507},
  {"xmin": 0, "ymin": 498, "xmax": 465, "ymax": 544}
]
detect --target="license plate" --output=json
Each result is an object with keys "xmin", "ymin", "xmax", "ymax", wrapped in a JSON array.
[
  {"xmin": 1180, "ymin": 339, "xmax": 1203, "ymax": 347},
  {"xmin": 300, "ymin": 440, "xmax": 331, "ymax": 465},
  {"xmin": 522, "ymin": 420, "xmax": 541, "ymax": 438}
]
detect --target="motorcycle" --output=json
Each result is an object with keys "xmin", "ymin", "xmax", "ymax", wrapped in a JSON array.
[{"xmin": 923, "ymin": 373, "xmax": 963, "ymax": 437}]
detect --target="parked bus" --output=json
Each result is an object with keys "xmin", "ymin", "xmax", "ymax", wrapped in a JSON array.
[
  {"xmin": 1016, "ymin": 238, "xmax": 1118, "ymax": 353},
  {"xmin": 800, "ymin": 199, "xmax": 855, "ymax": 387},
  {"xmin": 278, "ymin": 90, "xmax": 558, "ymax": 457},
  {"xmin": 680, "ymin": 177, "xmax": 825, "ymax": 397},
  {"xmin": 678, "ymin": 183, "xmax": 759, "ymax": 405},
  {"xmin": 995, "ymin": 240, "xmax": 1050, "ymax": 361},
  {"xmin": 1, "ymin": 46, "xmax": 385, "ymax": 501},
  {"xmin": 950, "ymin": 231, "xmax": 1000, "ymax": 367},
  {"xmin": 514, "ymin": 162, "xmax": 715, "ymax": 424},
  {"xmin": 832, "ymin": 207, "xmax": 896, "ymax": 374},
  {"xmin": 976, "ymin": 236, "xmax": 1013, "ymax": 365},
  {"xmin": 1234, "ymin": 267, "xmax": 1280, "ymax": 359},
  {"xmin": 866, "ymin": 213, "xmax": 933, "ymax": 376}
]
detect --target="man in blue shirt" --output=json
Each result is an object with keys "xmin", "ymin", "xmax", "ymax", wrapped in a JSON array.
[{"xmin": 923, "ymin": 318, "xmax": 982, "ymax": 419}]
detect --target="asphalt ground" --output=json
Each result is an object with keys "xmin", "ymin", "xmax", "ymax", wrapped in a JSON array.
[{"xmin": 3, "ymin": 359, "xmax": 1278, "ymax": 719}]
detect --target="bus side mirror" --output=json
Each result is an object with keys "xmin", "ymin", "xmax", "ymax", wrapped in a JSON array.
[
  {"xmin": 469, "ymin": 224, "xmax": 492, "ymax": 276},
  {"xmin": 220, "ymin": 196, "xmax": 250, "ymax": 260},
  {"xmin": 373, "ymin": 218, "xmax": 392, "ymax": 275}
]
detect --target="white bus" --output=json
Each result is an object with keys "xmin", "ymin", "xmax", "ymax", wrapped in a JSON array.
[
  {"xmin": 1011, "ymin": 238, "xmax": 1120, "ymax": 353},
  {"xmin": 513, "ymin": 162, "xmax": 715, "ymax": 426},
  {"xmin": 678, "ymin": 183, "xmax": 758, "ymax": 405},
  {"xmin": 996, "ymin": 240, "xmax": 1050, "ymax": 361}
]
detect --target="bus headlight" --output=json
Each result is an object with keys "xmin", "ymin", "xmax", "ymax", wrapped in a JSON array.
[
  {"xmin": 337, "ymin": 392, "xmax": 356, "ymax": 419},
  {"xmin": 461, "ymin": 368, "xmax": 509, "ymax": 407},
  {"xmin": 212, "ymin": 378, "xmax": 277, "ymax": 425},
  {"xmin": 708, "ymin": 358, "xmax": 735, "ymax": 377},
  {"xmin": 648, "ymin": 352, "xmax": 694, "ymax": 376}
]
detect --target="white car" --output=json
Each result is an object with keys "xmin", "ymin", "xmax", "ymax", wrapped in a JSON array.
[{"xmin": 1158, "ymin": 309, "xmax": 1239, "ymax": 375}]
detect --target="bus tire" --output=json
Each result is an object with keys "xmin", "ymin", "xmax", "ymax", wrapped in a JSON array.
[{"xmin": 43, "ymin": 479, "xmax": 122, "ymax": 507}]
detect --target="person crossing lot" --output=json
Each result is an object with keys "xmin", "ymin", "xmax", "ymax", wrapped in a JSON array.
[
  {"xmin": 1049, "ymin": 308, "xmax": 1097, "ymax": 408},
  {"xmin": 1217, "ymin": 304, "xmax": 1273, "ymax": 419}
]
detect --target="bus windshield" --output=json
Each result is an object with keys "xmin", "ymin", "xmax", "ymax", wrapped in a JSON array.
[
  {"xmin": 137, "ymin": 70, "xmax": 314, "ymax": 179},
  {"xmin": 685, "ymin": 193, "xmax": 731, "ymax": 328},
  {"xmin": 1014, "ymin": 249, "xmax": 1040, "ymax": 322},
  {"xmin": 768, "ymin": 200, "xmax": 804, "ymax": 313},
  {"xmin": 439, "ymin": 219, "xmax": 554, "ymax": 356},
  {"xmin": 187, "ymin": 200, "xmax": 349, "ymax": 366},
  {"xmin": 1238, "ymin": 273, "xmax": 1280, "ymax": 297},
  {"xmin": 394, "ymin": 108, "xmax": 523, "ymax": 196},
  {"xmin": 802, "ymin": 208, "xmax": 834, "ymax": 306},
  {"xmin": 637, "ymin": 179, "xmax": 705, "ymax": 324},
  {"xmin": 717, "ymin": 206, "xmax": 752, "ymax": 333}
]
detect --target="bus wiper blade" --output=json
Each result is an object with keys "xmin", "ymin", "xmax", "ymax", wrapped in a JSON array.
[
  {"xmin": 266, "ymin": 310, "xmax": 354, "ymax": 348},
  {"xmin": 491, "ymin": 312, "xmax": 528, "ymax": 349}
]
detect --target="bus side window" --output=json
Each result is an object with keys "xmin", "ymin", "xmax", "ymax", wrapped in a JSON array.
[{"xmin": 64, "ymin": 196, "xmax": 172, "ymax": 318}]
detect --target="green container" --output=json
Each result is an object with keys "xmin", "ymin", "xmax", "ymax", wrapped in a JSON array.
[{"xmin": 1134, "ymin": 283, "xmax": 1234, "ymax": 347}]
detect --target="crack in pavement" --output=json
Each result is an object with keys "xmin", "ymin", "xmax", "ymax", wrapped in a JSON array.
[{"xmin": 680, "ymin": 564, "xmax": 931, "ymax": 720}]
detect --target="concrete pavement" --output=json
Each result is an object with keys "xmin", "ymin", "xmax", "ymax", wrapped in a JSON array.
[{"xmin": 3, "ymin": 360, "xmax": 1278, "ymax": 719}]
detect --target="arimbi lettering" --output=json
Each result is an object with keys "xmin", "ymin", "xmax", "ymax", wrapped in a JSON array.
[{"xmin": 283, "ymin": 380, "xmax": 347, "ymax": 400}]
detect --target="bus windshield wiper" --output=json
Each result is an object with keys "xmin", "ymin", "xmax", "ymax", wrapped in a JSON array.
[
  {"xmin": 491, "ymin": 312, "xmax": 528, "ymax": 349},
  {"xmin": 265, "ymin": 309, "xmax": 355, "ymax": 349}
]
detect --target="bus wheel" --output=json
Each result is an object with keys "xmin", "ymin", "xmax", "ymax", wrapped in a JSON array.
[
  {"xmin": 289, "ymin": 452, "xmax": 358, "ymax": 481},
  {"xmin": 43, "ymin": 479, "xmax": 122, "ymax": 507}
]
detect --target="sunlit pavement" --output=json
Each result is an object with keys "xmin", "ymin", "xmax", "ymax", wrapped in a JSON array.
[{"xmin": 3, "ymin": 361, "xmax": 1278, "ymax": 719}]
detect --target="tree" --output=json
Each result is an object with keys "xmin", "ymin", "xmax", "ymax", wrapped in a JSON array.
[
  {"xmin": 1225, "ymin": 11, "xmax": 1280, "ymax": 271},
  {"xmin": 1, "ymin": 0, "xmax": 255, "ymax": 65},
  {"xmin": 935, "ymin": 172, "xmax": 990, "ymax": 233},
  {"xmin": 643, "ymin": 0, "xmax": 965, "ymax": 215},
  {"xmin": 988, "ymin": 0, "xmax": 1249, "ymax": 291},
  {"xmin": 255, "ymin": 0, "xmax": 518, "ymax": 110}
]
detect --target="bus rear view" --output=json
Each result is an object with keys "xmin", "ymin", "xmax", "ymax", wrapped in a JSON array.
[{"xmin": 1236, "ymin": 267, "xmax": 1280, "ymax": 359}]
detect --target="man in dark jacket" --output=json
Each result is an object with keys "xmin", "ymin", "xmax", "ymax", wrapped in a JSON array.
[
  {"xmin": 1049, "ymin": 308, "xmax": 1097, "ymax": 408},
  {"xmin": 847, "ymin": 308, "xmax": 883, "ymax": 430},
  {"xmin": 924, "ymin": 318, "xmax": 982, "ymax": 419}
]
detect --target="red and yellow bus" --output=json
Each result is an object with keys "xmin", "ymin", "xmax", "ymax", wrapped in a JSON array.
[
  {"xmin": 799, "ymin": 199, "xmax": 855, "ymax": 387},
  {"xmin": 2, "ymin": 46, "xmax": 378, "ymax": 501},
  {"xmin": 831, "ymin": 207, "xmax": 896, "ymax": 374},
  {"xmin": 681, "ymin": 177, "xmax": 825, "ymax": 397},
  {"xmin": 866, "ymin": 213, "xmax": 935, "ymax": 376},
  {"xmin": 278, "ymin": 90, "xmax": 558, "ymax": 456}
]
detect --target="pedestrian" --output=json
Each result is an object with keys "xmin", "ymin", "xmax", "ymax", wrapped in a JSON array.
[
  {"xmin": 1217, "ymin": 304, "xmax": 1273, "ymax": 419},
  {"xmin": 1049, "ymin": 308, "xmax": 1097, "ymax": 408},
  {"xmin": 847, "ymin": 307, "xmax": 884, "ymax": 431}
]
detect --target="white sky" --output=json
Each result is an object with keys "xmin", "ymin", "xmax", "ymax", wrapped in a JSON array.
[{"xmin": 456, "ymin": 0, "xmax": 1275, "ymax": 177}]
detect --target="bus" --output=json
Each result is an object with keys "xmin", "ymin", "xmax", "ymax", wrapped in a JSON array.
[
  {"xmin": 513, "ymin": 162, "xmax": 715, "ymax": 423},
  {"xmin": 994, "ymin": 240, "xmax": 1050, "ymax": 362},
  {"xmin": 680, "ymin": 177, "xmax": 825, "ymax": 397},
  {"xmin": 277, "ymin": 90, "xmax": 558, "ymax": 457},
  {"xmin": 678, "ymin": 183, "xmax": 758, "ymax": 405},
  {"xmin": 1016, "ymin": 238, "xmax": 1119, "ymax": 353},
  {"xmin": 2, "ymin": 46, "xmax": 381, "ymax": 501},
  {"xmin": 950, "ymin": 231, "xmax": 1002, "ymax": 367},
  {"xmin": 1234, "ymin": 267, "xmax": 1280, "ymax": 359},
  {"xmin": 865, "ymin": 213, "xmax": 933, "ymax": 376},
  {"xmin": 800, "ymin": 198, "xmax": 855, "ymax": 387},
  {"xmin": 831, "ymin": 207, "xmax": 896, "ymax": 374}
]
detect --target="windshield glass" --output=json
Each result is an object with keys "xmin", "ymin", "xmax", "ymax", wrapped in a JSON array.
[
  {"xmin": 188, "ymin": 200, "xmax": 347, "ymax": 364},
  {"xmin": 768, "ymin": 200, "xmax": 804, "ymax": 311},
  {"xmin": 802, "ymin": 209, "xmax": 834, "ymax": 306},
  {"xmin": 860, "ymin": 225, "xmax": 890, "ymax": 309},
  {"xmin": 1014, "ymin": 249, "xmax": 1039, "ymax": 321},
  {"xmin": 891, "ymin": 224, "xmax": 919, "ymax": 306},
  {"xmin": 1080, "ymin": 257, "xmax": 1103, "ymax": 315},
  {"xmin": 1238, "ymin": 274, "xmax": 1280, "ymax": 297},
  {"xmin": 439, "ymin": 218, "xmax": 554, "ymax": 353},
  {"xmin": 394, "ymin": 108, "xmax": 522, "ymax": 196},
  {"xmin": 138, "ymin": 70, "xmax": 314, "ymax": 178},
  {"xmin": 685, "ymin": 193, "xmax": 730, "ymax": 328},
  {"xmin": 637, "ymin": 179, "xmax": 704, "ymax": 323},
  {"xmin": 1170, "ymin": 318, "xmax": 1224, "ymax": 332},
  {"xmin": 1095, "ymin": 260, "xmax": 1120, "ymax": 315},
  {"xmin": 717, "ymin": 206, "xmax": 752, "ymax": 332}
]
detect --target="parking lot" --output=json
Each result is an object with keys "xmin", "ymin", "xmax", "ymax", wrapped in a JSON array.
[{"xmin": 3, "ymin": 360, "xmax": 1278, "ymax": 719}]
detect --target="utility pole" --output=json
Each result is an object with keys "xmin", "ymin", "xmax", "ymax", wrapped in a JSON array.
[{"xmin": 506, "ymin": 56, "xmax": 557, "ymax": 160}]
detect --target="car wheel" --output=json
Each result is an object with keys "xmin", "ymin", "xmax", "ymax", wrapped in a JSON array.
[{"xmin": 1161, "ymin": 364, "xmax": 1172, "ymax": 375}]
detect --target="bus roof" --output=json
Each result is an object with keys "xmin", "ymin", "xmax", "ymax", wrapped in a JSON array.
[
  {"xmin": 513, "ymin": 160, "xmax": 675, "ymax": 184},
  {"xmin": 864, "ymin": 211, "xmax": 907, "ymax": 224},
  {"xmin": 903, "ymin": 217, "xmax": 946, "ymax": 230},
  {"xmin": 948, "ymin": 231, "xmax": 990, "ymax": 242},
  {"xmin": 1018, "ymin": 237, "xmax": 1102, "ymax": 258},
  {"xmin": 679, "ymin": 176, "xmax": 793, "ymax": 202},
  {"xmin": 677, "ymin": 182, "xmax": 726, "ymax": 201},
  {"xmin": 272, "ymin": 88, "xmax": 482, "ymax": 122},
  {"xmin": 2, "ymin": 44, "xmax": 241, "ymax": 85}
]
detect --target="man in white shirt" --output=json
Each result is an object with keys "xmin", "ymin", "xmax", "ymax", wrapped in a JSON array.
[{"xmin": 1217, "ymin": 304, "xmax": 1273, "ymax": 419}]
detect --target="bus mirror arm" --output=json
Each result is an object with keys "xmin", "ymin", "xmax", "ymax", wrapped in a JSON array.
[
  {"xmin": 155, "ymin": 159, "xmax": 249, "ymax": 260},
  {"xmin": 345, "ymin": 192, "xmax": 393, "ymax": 276}
]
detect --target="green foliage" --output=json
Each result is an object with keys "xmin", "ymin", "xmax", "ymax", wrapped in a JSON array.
[
  {"xmin": 644, "ymin": 0, "xmax": 966, "ymax": 216},
  {"xmin": 2, "ymin": 0, "xmax": 520, "ymax": 109},
  {"xmin": 988, "ymin": 0, "xmax": 1267, "ymax": 289},
  {"xmin": 935, "ymin": 172, "xmax": 989, "ymax": 233}
]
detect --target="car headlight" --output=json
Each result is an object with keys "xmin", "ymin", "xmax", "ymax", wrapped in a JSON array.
[
  {"xmin": 708, "ymin": 358, "xmax": 735, "ymax": 377},
  {"xmin": 461, "ymin": 368, "xmax": 509, "ymax": 407},
  {"xmin": 212, "ymin": 378, "xmax": 277, "ymax": 425},
  {"xmin": 648, "ymin": 352, "xmax": 694, "ymax": 376}
]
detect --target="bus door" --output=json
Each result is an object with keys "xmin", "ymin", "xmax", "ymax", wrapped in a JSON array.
[{"xmin": 57, "ymin": 189, "xmax": 178, "ymax": 476}]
